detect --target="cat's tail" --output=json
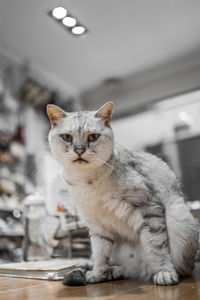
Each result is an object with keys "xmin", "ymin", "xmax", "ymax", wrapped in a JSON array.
[{"xmin": 166, "ymin": 196, "xmax": 199, "ymax": 276}]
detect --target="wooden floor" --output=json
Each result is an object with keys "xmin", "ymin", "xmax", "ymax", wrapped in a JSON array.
[{"xmin": 0, "ymin": 264, "xmax": 200, "ymax": 300}]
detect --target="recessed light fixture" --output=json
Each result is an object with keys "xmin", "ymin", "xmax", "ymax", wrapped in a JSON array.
[
  {"xmin": 52, "ymin": 7, "xmax": 67, "ymax": 19},
  {"xmin": 49, "ymin": 6, "xmax": 88, "ymax": 37},
  {"xmin": 72, "ymin": 26, "xmax": 86, "ymax": 35},
  {"xmin": 62, "ymin": 16, "xmax": 77, "ymax": 27}
]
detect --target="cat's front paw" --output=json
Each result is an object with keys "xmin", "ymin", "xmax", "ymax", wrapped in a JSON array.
[
  {"xmin": 62, "ymin": 260, "xmax": 94, "ymax": 286},
  {"xmin": 153, "ymin": 271, "xmax": 179, "ymax": 286},
  {"xmin": 86, "ymin": 269, "xmax": 111, "ymax": 283},
  {"xmin": 63, "ymin": 268, "xmax": 86, "ymax": 286},
  {"xmin": 86, "ymin": 266, "xmax": 124, "ymax": 284},
  {"xmin": 76, "ymin": 261, "xmax": 93, "ymax": 272}
]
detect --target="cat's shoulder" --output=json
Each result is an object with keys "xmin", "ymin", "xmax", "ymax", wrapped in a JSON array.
[
  {"xmin": 115, "ymin": 145, "xmax": 173, "ymax": 175},
  {"xmin": 115, "ymin": 144, "xmax": 163, "ymax": 165}
]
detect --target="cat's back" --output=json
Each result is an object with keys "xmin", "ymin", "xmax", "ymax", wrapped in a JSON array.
[{"xmin": 115, "ymin": 145, "xmax": 182, "ymax": 200}]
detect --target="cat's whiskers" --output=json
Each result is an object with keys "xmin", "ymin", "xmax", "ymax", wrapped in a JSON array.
[
  {"xmin": 116, "ymin": 142, "xmax": 126, "ymax": 150},
  {"xmin": 90, "ymin": 152, "xmax": 115, "ymax": 171}
]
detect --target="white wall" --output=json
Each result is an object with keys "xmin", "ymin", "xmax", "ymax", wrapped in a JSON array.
[{"xmin": 112, "ymin": 90, "xmax": 200, "ymax": 151}]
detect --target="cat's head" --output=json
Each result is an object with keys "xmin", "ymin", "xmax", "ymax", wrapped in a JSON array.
[{"xmin": 47, "ymin": 102, "xmax": 114, "ymax": 172}]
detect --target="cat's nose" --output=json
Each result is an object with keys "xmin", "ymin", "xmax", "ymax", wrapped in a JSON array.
[{"xmin": 74, "ymin": 145, "xmax": 86, "ymax": 156}]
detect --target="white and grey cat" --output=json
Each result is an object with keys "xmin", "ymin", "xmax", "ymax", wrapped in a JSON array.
[{"xmin": 47, "ymin": 102, "xmax": 199, "ymax": 286}]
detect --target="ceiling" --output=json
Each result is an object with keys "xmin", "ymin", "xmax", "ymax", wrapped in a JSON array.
[{"xmin": 0, "ymin": 0, "xmax": 200, "ymax": 94}]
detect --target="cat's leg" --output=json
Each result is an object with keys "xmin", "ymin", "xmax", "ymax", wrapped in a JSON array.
[
  {"xmin": 166, "ymin": 197, "xmax": 199, "ymax": 276},
  {"xmin": 63, "ymin": 233, "xmax": 123, "ymax": 286},
  {"xmin": 140, "ymin": 212, "xmax": 179, "ymax": 286},
  {"xmin": 86, "ymin": 233, "xmax": 124, "ymax": 283}
]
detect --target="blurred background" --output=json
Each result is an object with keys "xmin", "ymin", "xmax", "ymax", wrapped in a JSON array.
[{"xmin": 0, "ymin": 0, "xmax": 200, "ymax": 264}]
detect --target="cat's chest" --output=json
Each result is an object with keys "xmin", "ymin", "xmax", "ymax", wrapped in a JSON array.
[
  {"xmin": 67, "ymin": 179, "xmax": 141, "ymax": 238},
  {"xmin": 69, "ymin": 178, "xmax": 114, "ymax": 213}
]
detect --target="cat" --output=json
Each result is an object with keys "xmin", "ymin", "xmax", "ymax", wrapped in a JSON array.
[{"xmin": 47, "ymin": 102, "xmax": 199, "ymax": 286}]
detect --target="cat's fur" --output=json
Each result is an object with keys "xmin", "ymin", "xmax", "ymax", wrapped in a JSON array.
[{"xmin": 47, "ymin": 102, "xmax": 199, "ymax": 286}]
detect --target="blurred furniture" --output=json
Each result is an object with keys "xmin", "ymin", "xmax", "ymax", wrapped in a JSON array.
[
  {"xmin": 177, "ymin": 135, "xmax": 200, "ymax": 201},
  {"xmin": 22, "ymin": 195, "xmax": 90, "ymax": 261},
  {"xmin": 0, "ymin": 207, "xmax": 23, "ymax": 262}
]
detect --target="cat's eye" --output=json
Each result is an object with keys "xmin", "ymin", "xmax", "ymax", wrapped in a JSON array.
[
  {"xmin": 60, "ymin": 134, "xmax": 73, "ymax": 143},
  {"xmin": 88, "ymin": 134, "xmax": 100, "ymax": 142}
]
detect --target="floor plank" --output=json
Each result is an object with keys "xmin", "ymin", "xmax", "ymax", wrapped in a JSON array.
[{"xmin": 0, "ymin": 263, "xmax": 200, "ymax": 300}]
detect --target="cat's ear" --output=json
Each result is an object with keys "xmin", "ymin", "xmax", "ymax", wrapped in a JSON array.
[
  {"xmin": 95, "ymin": 102, "xmax": 113, "ymax": 126},
  {"xmin": 46, "ymin": 104, "xmax": 67, "ymax": 127}
]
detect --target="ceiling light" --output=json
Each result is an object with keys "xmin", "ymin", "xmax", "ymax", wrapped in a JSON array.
[
  {"xmin": 72, "ymin": 26, "xmax": 86, "ymax": 35},
  {"xmin": 52, "ymin": 7, "xmax": 67, "ymax": 19},
  {"xmin": 49, "ymin": 6, "xmax": 88, "ymax": 37},
  {"xmin": 62, "ymin": 16, "xmax": 77, "ymax": 27}
]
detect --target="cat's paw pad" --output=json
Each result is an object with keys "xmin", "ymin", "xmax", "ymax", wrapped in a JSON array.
[
  {"xmin": 153, "ymin": 271, "xmax": 179, "ymax": 286},
  {"xmin": 63, "ymin": 268, "xmax": 86, "ymax": 286}
]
